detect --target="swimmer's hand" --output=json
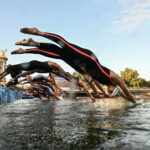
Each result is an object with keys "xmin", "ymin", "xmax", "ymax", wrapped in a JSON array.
[
  {"xmin": 91, "ymin": 96, "xmax": 96, "ymax": 103},
  {"xmin": 131, "ymin": 94, "xmax": 136, "ymax": 103}
]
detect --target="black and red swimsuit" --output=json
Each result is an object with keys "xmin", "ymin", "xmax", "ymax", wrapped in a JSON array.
[{"xmin": 23, "ymin": 32, "xmax": 112, "ymax": 85}]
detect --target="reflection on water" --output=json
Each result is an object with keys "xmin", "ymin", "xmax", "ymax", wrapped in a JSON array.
[{"xmin": 0, "ymin": 98, "xmax": 150, "ymax": 150}]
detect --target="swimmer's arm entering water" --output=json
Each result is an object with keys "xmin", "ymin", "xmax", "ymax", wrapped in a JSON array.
[
  {"xmin": 80, "ymin": 66, "xmax": 107, "ymax": 97},
  {"xmin": 78, "ymin": 79, "xmax": 96, "ymax": 102}
]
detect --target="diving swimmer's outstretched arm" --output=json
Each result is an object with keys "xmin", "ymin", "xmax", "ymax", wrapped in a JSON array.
[
  {"xmin": 47, "ymin": 62, "xmax": 96, "ymax": 102},
  {"xmin": 80, "ymin": 66, "xmax": 108, "ymax": 97},
  {"xmin": 78, "ymin": 79, "xmax": 96, "ymax": 102},
  {"xmin": 110, "ymin": 70, "xmax": 136, "ymax": 103}
]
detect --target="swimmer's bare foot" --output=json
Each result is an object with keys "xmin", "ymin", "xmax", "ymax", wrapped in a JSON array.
[
  {"xmin": 15, "ymin": 38, "xmax": 37, "ymax": 46},
  {"xmin": 20, "ymin": 27, "xmax": 44, "ymax": 36},
  {"xmin": 11, "ymin": 48, "xmax": 26, "ymax": 54}
]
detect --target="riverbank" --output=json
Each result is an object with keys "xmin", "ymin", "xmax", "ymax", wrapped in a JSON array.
[{"xmin": 62, "ymin": 88, "xmax": 150, "ymax": 99}]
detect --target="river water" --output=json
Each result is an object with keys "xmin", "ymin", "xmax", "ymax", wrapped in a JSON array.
[{"xmin": 0, "ymin": 98, "xmax": 150, "ymax": 150}]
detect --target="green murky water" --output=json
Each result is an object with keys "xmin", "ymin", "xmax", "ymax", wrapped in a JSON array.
[{"xmin": 0, "ymin": 98, "xmax": 150, "ymax": 150}]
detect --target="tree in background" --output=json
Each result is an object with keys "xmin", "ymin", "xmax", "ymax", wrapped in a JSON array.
[
  {"xmin": 145, "ymin": 80, "xmax": 150, "ymax": 87},
  {"xmin": 72, "ymin": 72, "xmax": 85, "ymax": 81},
  {"xmin": 120, "ymin": 68, "xmax": 146, "ymax": 87},
  {"xmin": 72, "ymin": 72, "xmax": 90, "ymax": 87}
]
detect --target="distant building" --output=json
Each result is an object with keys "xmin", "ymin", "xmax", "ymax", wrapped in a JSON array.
[
  {"xmin": 55, "ymin": 77, "xmax": 78, "ymax": 91},
  {"xmin": 55, "ymin": 77, "xmax": 70, "ymax": 87}
]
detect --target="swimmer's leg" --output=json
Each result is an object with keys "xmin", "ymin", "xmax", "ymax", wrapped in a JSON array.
[
  {"xmin": 12, "ymin": 38, "xmax": 62, "ymax": 59},
  {"xmin": 20, "ymin": 27, "xmax": 44, "ymax": 36},
  {"xmin": 11, "ymin": 47, "xmax": 61, "ymax": 59},
  {"xmin": 15, "ymin": 38, "xmax": 39, "ymax": 46},
  {"xmin": 11, "ymin": 48, "xmax": 26, "ymax": 54},
  {"xmin": 19, "ymin": 28, "xmax": 103, "ymax": 73},
  {"xmin": 12, "ymin": 48, "xmax": 61, "ymax": 60},
  {"xmin": 20, "ymin": 27, "xmax": 69, "ymax": 48}
]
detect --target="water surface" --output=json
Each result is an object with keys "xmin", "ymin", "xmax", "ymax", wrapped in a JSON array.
[{"xmin": 0, "ymin": 98, "xmax": 150, "ymax": 150}]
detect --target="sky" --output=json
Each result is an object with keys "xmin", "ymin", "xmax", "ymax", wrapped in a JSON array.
[{"xmin": 0, "ymin": 0, "xmax": 150, "ymax": 80}]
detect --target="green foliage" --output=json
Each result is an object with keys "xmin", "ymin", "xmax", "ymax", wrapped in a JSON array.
[
  {"xmin": 72, "ymin": 72, "xmax": 90, "ymax": 86},
  {"xmin": 72, "ymin": 72, "xmax": 85, "ymax": 81},
  {"xmin": 120, "ymin": 68, "xmax": 148, "ymax": 87},
  {"xmin": 145, "ymin": 80, "xmax": 150, "ymax": 87}
]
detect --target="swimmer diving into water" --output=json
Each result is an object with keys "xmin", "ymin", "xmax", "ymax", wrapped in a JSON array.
[
  {"xmin": 21, "ymin": 74, "xmax": 60, "ymax": 100},
  {"xmin": 0, "ymin": 60, "xmax": 95, "ymax": 101},
  {"xmin": 11, "ymin": 27, "xmax": 136, "ymax": 103}
]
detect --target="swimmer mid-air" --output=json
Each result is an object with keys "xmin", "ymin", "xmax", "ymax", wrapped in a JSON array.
[
  {"xmin": 12, "ymin": 38, "xmax": 106, "ymax": 98},
  {"xmin": 0, "ymin": 60, "xmax": 95, "ymax": 101},
  {"xmin": 11, "ymin": 27, "xmax": 136, "ymax": 103},
  {"xmin": 25, "ymin": 85, "xmax": 50, "ymax": 99}
]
